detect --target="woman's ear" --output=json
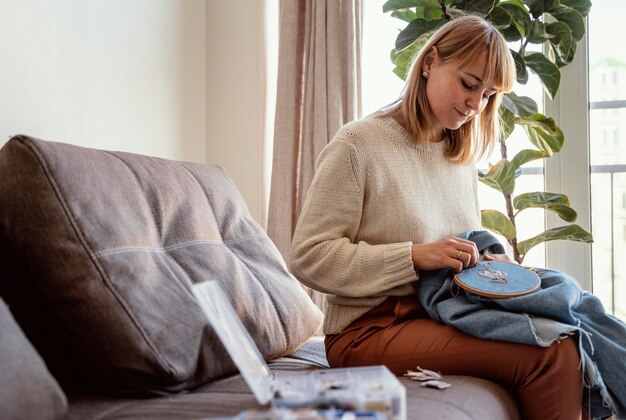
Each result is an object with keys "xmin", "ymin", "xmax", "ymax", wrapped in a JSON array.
[{"xmin": 421, "ymin": 46, "xmax": 439, "ymax": 74}]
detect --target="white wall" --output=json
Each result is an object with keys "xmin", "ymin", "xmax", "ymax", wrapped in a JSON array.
[
  {"xmin": 0, "ymin": 0, "xmax": 272, "ymax": 225},
  {"xmin": 0, "ymin": 0, "xmax": 206, "ymax": 162},
  {"xmin": 205, "ymin": 0, "xmax": 275, "ymax": 227}
]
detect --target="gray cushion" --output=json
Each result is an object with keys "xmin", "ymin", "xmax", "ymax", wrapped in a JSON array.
[
  {"xmin": 0, "ymin": 135, "xmax": 323, "ymax": 396},
  {"xmin": 65, "ymin": 374, "xmax": 520, "ymax": 420},
  {"xmin": 64, "ymin": 337, "xmax": 519, "ymax": 420},
  {"xmin": 0, "ymin": 297, "xmax": 68, "ymax": 420}
]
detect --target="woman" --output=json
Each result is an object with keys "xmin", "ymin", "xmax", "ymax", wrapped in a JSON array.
[{"xmin": 289, "ymin": 15, "xmax": 583, "ymax": 420}]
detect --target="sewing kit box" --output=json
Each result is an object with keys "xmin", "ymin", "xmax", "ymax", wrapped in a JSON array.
[{"xmin": 192, "ymin": 281, "xmax": 407, "ymax": 419}]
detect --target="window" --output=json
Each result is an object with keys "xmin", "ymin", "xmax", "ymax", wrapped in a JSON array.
[{"xmin": 588, "ymin": 1, "xmax": 626, "ymax": 320}]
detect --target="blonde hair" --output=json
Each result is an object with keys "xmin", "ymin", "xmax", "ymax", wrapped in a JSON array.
[{"xmin": 384, "ymin": 15, "xmax": 516, "ymax": 164}]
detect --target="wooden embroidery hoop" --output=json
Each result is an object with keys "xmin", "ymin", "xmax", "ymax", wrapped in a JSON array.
[{"xmin": 454, "ymin": 261, "xmax": 541, "ymax": 299}]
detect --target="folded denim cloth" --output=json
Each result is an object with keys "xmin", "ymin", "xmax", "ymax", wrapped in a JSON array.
[{"xmin": 416, "ymin": 230, "xmax": 626, "ymax": 419}]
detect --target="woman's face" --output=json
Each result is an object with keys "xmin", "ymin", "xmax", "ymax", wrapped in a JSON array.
[{"xmin": 422, "ymin": 47, "xmax": 497, "ymax": 138}]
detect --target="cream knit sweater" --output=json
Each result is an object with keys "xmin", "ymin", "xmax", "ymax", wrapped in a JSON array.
[{"xmin": 289, "ymin": 113, "xmax": 482, "ymax": 335}]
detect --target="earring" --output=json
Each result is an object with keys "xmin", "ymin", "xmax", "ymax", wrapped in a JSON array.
[{"xmin": 422, "ymin": 71, "xmax": 429, "ymax": 79}]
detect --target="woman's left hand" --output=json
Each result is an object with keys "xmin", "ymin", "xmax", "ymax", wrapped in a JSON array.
[{"xmin": 482, "ymin": 254, "xmax": 517, "ymax": 264}]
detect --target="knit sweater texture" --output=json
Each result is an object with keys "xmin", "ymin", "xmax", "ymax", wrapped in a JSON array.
[{"xmin": 289, "ymin": 113, "xmax": 482, "ymax": 334}]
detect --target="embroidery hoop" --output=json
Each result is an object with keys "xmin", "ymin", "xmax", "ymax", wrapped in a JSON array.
[{"xmin": 453, "ymin": 261, "xmax": 541, "ymax": 299}]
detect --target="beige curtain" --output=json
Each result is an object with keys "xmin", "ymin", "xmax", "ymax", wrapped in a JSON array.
[{"xmin": 267, "ymin": 0, "xmax": 363, "ymax": 310}]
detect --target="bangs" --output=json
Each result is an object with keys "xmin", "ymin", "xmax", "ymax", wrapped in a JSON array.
[{"xmin": 448, "ymin": 31, "xmax": 516, "ymax": 93}]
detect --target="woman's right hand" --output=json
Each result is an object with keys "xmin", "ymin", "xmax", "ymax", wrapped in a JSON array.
[{"xmin": 411, "ymin": 236, "xmax": 479, "ymax": 273}]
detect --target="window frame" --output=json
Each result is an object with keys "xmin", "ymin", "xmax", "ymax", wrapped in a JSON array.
[{"xmin": 543, "ymin": 29, "xmax": 593, "ymax": 291}]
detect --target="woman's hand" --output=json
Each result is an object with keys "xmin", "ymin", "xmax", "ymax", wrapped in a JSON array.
[
  {"xmin": 482, "ymin": 254, "xmax": 517, "ymax": 264},
  {"xmin": 411, "ymin": 237, "xmax": 479, "ymax": 273}
]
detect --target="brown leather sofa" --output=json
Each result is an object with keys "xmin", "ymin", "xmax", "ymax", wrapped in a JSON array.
[{"xmin": 0, "ymin": 136, "xmax": 520, "ymax": 419}]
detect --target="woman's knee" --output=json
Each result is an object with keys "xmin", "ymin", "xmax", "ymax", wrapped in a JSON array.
[
  {"xmin": 533, "ymin": 336, "xmax": 582, "ymax": 383},
  {"xmin": 547, "ymin": 336, "xmax": 580, "ymax": 368},
  {"xmin": 507, "ymin": 336, "xmax": 581, "ymax": 389}
]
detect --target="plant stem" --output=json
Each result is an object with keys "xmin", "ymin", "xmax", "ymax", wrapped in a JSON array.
[
  {"xmin": 439, "ymin": 0, "xmax": 451, "ymax": 20},
  {"xmin": 504, "ymin": 193, "xmax": 521, "ymax": 263},
  {"xmin": 500, "ymin": 140, "xmax": 522, "ymax": 264}
]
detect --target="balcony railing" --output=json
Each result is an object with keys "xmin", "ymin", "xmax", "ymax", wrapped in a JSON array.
[
  {"xmin": 589, "ymin": 99, "xmax": 626, "ymax": 319},
  {"xmin": 510, "ymin": 164, "xmax": 625, "ymax": 318},
  {"xmin": 590, "ymin": 164, "xmax": 626, "ymax": 318}
]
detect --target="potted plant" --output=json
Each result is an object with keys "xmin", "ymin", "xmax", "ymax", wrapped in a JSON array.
[{"xmin": 384, "ymin": 0, "xmax": 593, "ymax": 263}]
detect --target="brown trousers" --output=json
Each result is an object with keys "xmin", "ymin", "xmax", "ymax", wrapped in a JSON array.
[{"xmin": 325, "ymin": 296, "xmax": 583, "ymax": 420}]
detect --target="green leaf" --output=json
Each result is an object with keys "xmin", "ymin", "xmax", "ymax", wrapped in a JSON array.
[
  {"xmin": 522, "ymin": 125, "xmax": 564, "ymax": 154},
  {"xmin": 560, "ymin": 0, "xmax": 592, "ymax": 16},
  {"xmin": 478, "ymin": 158, "xmax": 516, "ymax": 195},
  {"xmin": 541, "ymin": 204, "xmax": 577, "ymax": 222},
  {"xmin": 486, "ymin": 5, "xmax": 511, "ymax": 29},
  {"xmin": 527, "ymin": 126, "xmax": 564, "ymax": 153},
  {"xmin": 391, "ymin": 36, "xmax": 428, "ymax": 80},
  {"xmin": 510, "ymin": 149, "xmax": 550, "ymax": 169},
  {"xmin": 498, "ymin": 0, "xmax": 527, "ymax": 10},
  {"xmin": 517, "ymin": 225, "xmax": 593, "ymax": 257},
  {"xmin": 510, "ymin": 49, "xmax": 528, "ymax": 84},
  {"xmin": 548, "ymin": 8, "xmax": 585, "ymax": 41},
  {"xmin": 527, "ymin": 20, "xmax": 555, "ymax": 44},
  {"xmin": 501, "ymin": 92, "xmax": 538, "ymax": 117},
  {"xmin": 445, "ymin": 8, "xmax": 467, "ymax": 19},
  {"xmin": 524, "ymin": 52, "xmax": 561, "ymax": 99},
  {"xmin": 423, "ymin": 6, "xmax": 444, "ymax": 20},
  {"xmin": 525, "ymin": 0, "xmax": 543, "ymax": 19},
  {"xmin": 546, "ymin": 21, "xmax": 576, "ymax": 66},
  {"xmin": 392, "ymin": 67, "xmax": 406, "ymax": 79},
  {"xmin": 501, "ymin": 25, "xmax": 522, "ymax": 42},
  {"xmin": 481, "ymin": 210, "xmax": 517, "ymax": 241},
  {"xmin": 499, "ymin": 107, "xmax": 516, "ymax": 141},
  {"xmin": 395, "ymin": 18, "xmax": 443, "ymax": 51},
  {"xmin": 517, "ymin": 114, "xmax": 564, "ymax": 153},
  {"xmin": 525, "ymin": 0, "xmax": 565, "ymax": 19},
  {"xmin": 391, "ymin": 9, "xmax": 419, "ymax": 22},
  {"xmin": 391, "ymin": 5, "xmax": 444, "ymax": 21},
  {"xmin": 545, "ymin": 41, "xmax": 568, "ymax": 69},
  {"xmin": 517, "ymin": 113, "xmax": 558, "ymax": 132},
  {"xmin": 461, "ymin": 0, "xmax": 496, "ymax": 15},
  {"xmin": 499, "ymin": 2, "xmax": 531, "ymax": 39},
  {"xmin": 383, "ymin": 0, "xmax": 440, "ymax": 13},
  {"xmin": 514, "ymin": 192, "xmax": 577, "ymax": 222},
  {"xmin": 515, "ymin": 192, "xmax": 570, "ymax": 208},
  {"xmin": 525, "ymin": 0, "xmax": 559, "ymax": 18}
]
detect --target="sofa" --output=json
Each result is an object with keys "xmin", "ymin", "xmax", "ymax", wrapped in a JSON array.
[{"xmin": 0, "ymin": 135, "xmax": 521, "ymax": 420}]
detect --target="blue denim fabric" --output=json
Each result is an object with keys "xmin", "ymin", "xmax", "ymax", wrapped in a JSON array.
[{"xmin": 416, "ymin": 231, "xmax": 626, "ymax": 419}]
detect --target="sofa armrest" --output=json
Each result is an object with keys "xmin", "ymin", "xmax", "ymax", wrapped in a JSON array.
[{"xmin": 0, "ymin": 297, "xmax": 67, "ymax": 420}]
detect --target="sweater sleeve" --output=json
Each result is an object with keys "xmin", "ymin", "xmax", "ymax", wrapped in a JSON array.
[{"xmin": 289, "ymin": 137, "xmax": 417, "ymax": 298}]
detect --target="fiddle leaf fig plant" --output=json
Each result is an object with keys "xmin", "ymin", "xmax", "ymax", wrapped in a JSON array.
[{"xmin": 384, "ymin": 0, "xmax": 593, "ymax": 263}]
